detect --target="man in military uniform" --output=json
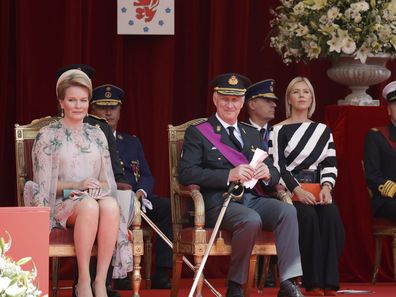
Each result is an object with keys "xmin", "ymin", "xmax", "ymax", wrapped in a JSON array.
[
  {"xmin": 245, "ymin": 79, "xmax": 278, "ymax": 152},
  {"xmin": 245, "ymin": 79, "xmax": 279, "ymax": 288},
  {"xmin": 364, "ymin": 81, "xmax": 396, "ymax": 221},
  {"xmin": 56, "ymin": 64, "xmax": 129, "ymax": 297},
  {"xmin": 90, "ymin": 84, "xmax": 173, "ymax": 290},
  {"xmin": 178, "ymin": 73, "xmax": 304, "ymax": 297}
]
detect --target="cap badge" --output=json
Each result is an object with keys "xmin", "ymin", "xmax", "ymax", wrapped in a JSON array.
[
  {"xmin": 105, "ymin": 91, "xmax": 112, "ymax": 98},
  {"xmin": 228, "ymin": 75, "xmax": 238, "ymax": 86},
  {"xmin": 270, "ymin": 85, "xmax": 274, "ymax": 92}
]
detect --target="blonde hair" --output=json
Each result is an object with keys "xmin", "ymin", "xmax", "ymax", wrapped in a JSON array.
[
  {"xmin": 285, "ymin": 76, "xmax": 316, "ymax": 118},
  {"xmin": 56, "ymin": 69, "xmax": 92, "ymax": 100}
]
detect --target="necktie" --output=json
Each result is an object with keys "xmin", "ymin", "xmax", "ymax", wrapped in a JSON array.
[
  {"xmin": 227, "ymin": 126, "xmax": 242, "ymax": 151},
  {"xmin": 260, "ymin": 128, "xmax": 269, "ymax": 151}
]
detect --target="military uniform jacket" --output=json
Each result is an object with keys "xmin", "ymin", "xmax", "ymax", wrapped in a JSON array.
[
  {"xmin": 115, "ymin": 131, "xmax": 155, "ymax": 197},
  {"xmin": 179, "ymin": 114, "xmax": 280, "ymax": 211},
  {"xmin": 364, "ymin": 123, "xmax": 396, "ymax": 208},
  {"xmin": 84, "ymin": 115, "xmax": 128, "ymax": 184}
]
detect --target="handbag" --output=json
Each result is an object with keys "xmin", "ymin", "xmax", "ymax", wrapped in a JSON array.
[{"xmin": 292, "ymin": 183, "xmax": 321, "ymax": 202}]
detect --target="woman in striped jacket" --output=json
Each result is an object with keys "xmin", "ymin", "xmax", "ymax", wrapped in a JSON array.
[{"xmin": 269, "ymin": 77, "xmax": 344, "ymax": 296}]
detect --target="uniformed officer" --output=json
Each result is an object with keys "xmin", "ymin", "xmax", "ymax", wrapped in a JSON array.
[
  {"xmin": 90, "ymin": 84, "xmax": 173, "ymax": 290},
  {"xmin": 245, "ymin": 79, "xmax": 279, "ymax": 288},
  {"xmin": 56, "ymin": 64, "xmax": 128, "ymax": 297},
  {"xmin": 178, "ymin": 73, "xmax": 303, "ymax": 297},
  {"xmin": 245, "ymin": 79, "xmax": 278, "ymax": 152},
  {"xmin": 364, "ymin": 81, "xmax": 396, "ymax": 221}
]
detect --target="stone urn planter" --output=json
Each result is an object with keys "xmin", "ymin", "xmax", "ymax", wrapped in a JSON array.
[{"xmin": 326, "ymin": 54, "xmax": 391, "ymax": 106}]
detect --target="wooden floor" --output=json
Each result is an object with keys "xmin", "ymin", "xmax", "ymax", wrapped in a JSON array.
[{"xmin": 51, "ymin": 279, "xmax": 396, "ymax": 297}]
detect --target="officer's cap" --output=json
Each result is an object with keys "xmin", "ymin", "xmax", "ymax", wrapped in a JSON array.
[
  {"xmin": 382, "ymin": 81, "xmax": 396, "ymax": 103},
  {"xmin": 211, "ymin": 73, "xmax": 251, "ymax": 96},
  {"xmin": 245, "ymin": 79, "xmax": 278, "ymax": 103},
  {"xmin": 56, "ymin": 64, "xmax": 96, "ymax": 79},
  {"xmin": 91, "ymin": 84, "xmax": 124, "ymax": 106}
]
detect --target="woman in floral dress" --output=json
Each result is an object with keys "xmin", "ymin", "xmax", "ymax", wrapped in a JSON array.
[
  {"xmin": 270, "ymin": 77, "xmax": 344, "ymax": 296},
  {"xmin": 24, "ymin": 69, "xmax": 131, "ymax": 297}
]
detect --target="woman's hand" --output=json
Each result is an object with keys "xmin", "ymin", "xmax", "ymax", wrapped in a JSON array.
[
  {"xmin": 77, "ymin": 177, "xmax": 101, "ymax": 190},
  {"xmin": 253, "ymin": 162, "xmax": 271, "ymax": 181},
  {"xmin": 294, "ymin": 186, "xmax": 316, "ymax": 205},
  {"xmin": 319, "ymin": 184, "xmax": 333, "ymax": 204}
]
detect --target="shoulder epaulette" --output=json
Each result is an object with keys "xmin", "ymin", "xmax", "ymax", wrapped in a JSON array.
[{"xmin": 88, "ymin": 114, "xmax": 108, "ymax": 123}]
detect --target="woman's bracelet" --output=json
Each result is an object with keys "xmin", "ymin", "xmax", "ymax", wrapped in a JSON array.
[{"xmin": 322, "ymin": 182, "xmax": 333, "ymax": 191}]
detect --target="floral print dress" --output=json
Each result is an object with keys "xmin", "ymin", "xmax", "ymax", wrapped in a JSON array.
[{"xmin": 24, "ymin": 120, "xmax": 133, "ymax": 278}]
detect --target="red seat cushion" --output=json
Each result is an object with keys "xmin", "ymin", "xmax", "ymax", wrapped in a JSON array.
[
  {"xmin": 373, "ymin": 217, "xmax": 396, "ymax": 228},
  {"xmin": 50, "ymin": 228, "xmax": 74, "ymax": 245}
]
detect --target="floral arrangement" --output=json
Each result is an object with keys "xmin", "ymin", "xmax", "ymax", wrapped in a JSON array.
[
  {"xmin": 0, "ymin": 232, "xmax": 44, "ymax": 297},
  {"xmin": 269, "ymin": 0, "xmax": 396, "ymax": 64}
]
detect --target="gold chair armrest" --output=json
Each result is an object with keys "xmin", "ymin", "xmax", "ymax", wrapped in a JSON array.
[
  {"xmin": 177, "ymin": 184, "xmax": 205, "ymax": 229},
  {"xmin": 131, "ymin": 192, "xmax": 142, "ymax": 227}
]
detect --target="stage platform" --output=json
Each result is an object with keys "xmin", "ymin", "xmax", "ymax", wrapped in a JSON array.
[{"xmin": 52, "ymin": 279, "xmax": 396, "ymax": 297}]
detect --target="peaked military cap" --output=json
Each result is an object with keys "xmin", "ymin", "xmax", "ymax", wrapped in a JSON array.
[
  {"xmin": 382, "ymin": 81, "xmax": 396, "ymax": 103},
  {"xmin": 55, "ymin": 64, "xmax": 96, "ymax": 79},
  {"xmin": 91, "ymin": 84, "xmax": 124, "ymax": 106},
  {"xmin": 211, "ymin": 73, "xmax": 251, "ymax": 96},
  {"xmin": 245, "ymin": 79, "xmax": 278, "ymax": 103}
]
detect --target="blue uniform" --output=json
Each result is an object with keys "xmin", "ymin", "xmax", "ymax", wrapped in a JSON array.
[{"xmin": 115, "ymin": 131, "xmax": 173, "ymax": 269}]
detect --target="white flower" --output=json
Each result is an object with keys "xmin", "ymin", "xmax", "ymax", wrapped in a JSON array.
[
  {"xmin": 270, "ymin": 0, "xmax": 396, "ymax": 64},
  {"xmin": 342, "ymin": 38, "xmax": 357, "ymax": 54},
  {"xmin": 0, "ymin": 233, "xmax": 44, "ymax": 297}
]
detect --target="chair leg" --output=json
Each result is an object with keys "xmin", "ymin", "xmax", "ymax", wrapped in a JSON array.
[
  {"xmin": 131, "ymin": 254, "xmax": 142, "ymax": 297},
  {"xmin": 258, "ymin": 255, "xmax": 271, "ymax": 292},
  {"xmin": 272, "ymin": 263, "xmax": 280, "ymax": 287},
  {"xmin": 372, "ymin": 235, "xmax": 383, "ymax": 285},
  {"xmin": 143, "ymin": 229, "xmax": 153, "ymax": 289},
  {"xmin": 193, "ymin": 255, "xmax": 204, "ymax": 297},
  {"xmin": 393, "ymin": 234, "xmax": 396, "ymax": 283},
  {"xmin": 51, "ymin": 257, "xmax": 59, "ymax": 297},
  {"xmin": 171, "ymin": 254, "xmax": 183, "ymax": 297},
  {"xmin": 244, "ymin": 255, "xmax": 257, "ymax": 297}
]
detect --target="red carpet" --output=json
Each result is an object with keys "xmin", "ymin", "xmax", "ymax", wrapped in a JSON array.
[{"xmin": 53, "ymin": 280, "xmax": 396, "ymax": 297}]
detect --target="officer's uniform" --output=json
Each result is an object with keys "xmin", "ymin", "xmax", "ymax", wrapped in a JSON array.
[
  {"xmin": 91, "ymin": 84, "xmax": 173, "ymax": 289},
  {"xmin": 115, "ymin": 131, "xmax": 173, "ymax": 271},
  {"xmin": 178, "ymin": 73, "xmax": 303, "ymax": 297},
  {"xmin": 364, "ymin": 81, "xmax": 396, "ymax": 221},
  {"xmin": 245, "ymin": 79, "xmax": 278, "ymax": 151},
  {"xmin": 84, "ymin": 115, "xmax": 129, "ymax": 184}
]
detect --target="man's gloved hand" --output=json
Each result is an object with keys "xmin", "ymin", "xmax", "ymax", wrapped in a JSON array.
[{"xmin": 136, "ymin": 189, "xmax": 153, "ymax": 213}]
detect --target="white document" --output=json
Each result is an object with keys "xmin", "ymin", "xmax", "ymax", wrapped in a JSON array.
[{"xmin": 243, "ymin": 148, "xmax": 268, "ymax": 189}]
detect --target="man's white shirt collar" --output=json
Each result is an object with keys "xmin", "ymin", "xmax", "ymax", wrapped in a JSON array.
[{"xmin": 249, "ymin": 118, "xmax": 268, "ymax": 131}]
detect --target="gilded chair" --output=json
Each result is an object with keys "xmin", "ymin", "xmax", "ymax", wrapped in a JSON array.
[
  {"xmin": 168, "ymin": 118, "xmax": 277, "ymax": 297},
  {"xmin": 361, "ymin": 161, "xmax": 396, "ymax": 284},
  {"xmin": 15, "ymin": 116, "xmax": 144, "ymax": 297}
]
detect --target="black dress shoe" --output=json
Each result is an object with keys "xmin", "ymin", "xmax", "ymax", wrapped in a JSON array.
[
  {"xmin": 107, "ymin": 285, "xmax": 121, "ymax": 297},
  {"xmin": 113, "ymin": 277, "xmax": 132, "ymax": 290},
  {"xmin": 151, "ymin": 274, "xmax": 171, "ymax": 289},
  {"xmin": 278, "ymin": 279, "xmax": 304, "ymax": 297},
  {"xmin": 226, "ymin": 281, "xmax": 244, "ymax": 297}
]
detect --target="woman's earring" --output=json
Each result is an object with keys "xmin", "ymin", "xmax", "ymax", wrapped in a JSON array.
[{"xmin": 61, "ymin": 109, "xmax": 64, "ymax": 117}]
